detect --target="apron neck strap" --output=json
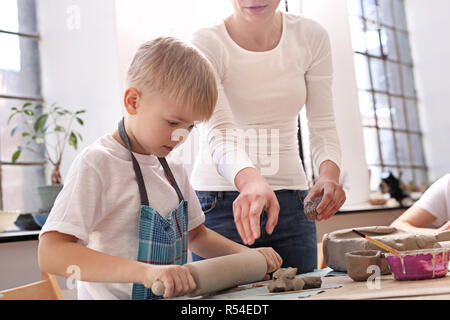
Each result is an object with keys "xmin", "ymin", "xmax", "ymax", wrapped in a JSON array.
[
  {"xmin": 157, "ymin": 157, "xmax": 184, "ymax": 203},
  {"xmin": 118, "ymin": 118, "xmax": 184, "ymax": 206}
]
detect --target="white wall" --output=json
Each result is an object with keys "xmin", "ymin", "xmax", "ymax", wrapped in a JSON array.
[
  {"xmin": 37, "ymin": 0, "xmax": 123, "ymax": 180},
  {"xmin": 404, "ymin": 0, "xmax": 450, "ymax": 182},
  {"xmin": 302, "ymin": 0, "xmax": 370, "ymax": 206},
  {"xmin": 114, "ymin": 0, "xmax": 235, "ymax": 95}
]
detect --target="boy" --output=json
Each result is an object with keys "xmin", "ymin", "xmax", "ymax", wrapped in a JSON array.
[{"xmin": 38, "ymin": 37, "xmax": 282, "ymax": 300}]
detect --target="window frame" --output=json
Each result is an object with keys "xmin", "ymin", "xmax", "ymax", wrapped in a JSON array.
[
  {"xmin": 0, "ymin": 0, "xmax": 44, "ymax": 211},
  {"xmin": 349, "ymin": 0, "xmax": 428, "ymax": 191}
]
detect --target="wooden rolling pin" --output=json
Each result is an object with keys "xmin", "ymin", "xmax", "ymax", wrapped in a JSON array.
[
  {"xmin": 151, "ymin": 250, "xmax": 267, "ymax": 297},
  {"xmin": 434, "ymin": 241, "xmax": 450, "ymax": 248}
]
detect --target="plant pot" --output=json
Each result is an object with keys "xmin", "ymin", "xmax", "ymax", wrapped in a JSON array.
[
  {"xmin": 37, "ymin": 184, "xmax": 63, "ymax": 212},
  {"xmin": 34, "ymin": 184, "xmax": 63, "ymax": 227}
]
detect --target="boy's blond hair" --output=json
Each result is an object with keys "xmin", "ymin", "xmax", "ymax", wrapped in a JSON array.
[{"xmin": 126, "ymin": 37, "xmax": 218, "ymax": 121}]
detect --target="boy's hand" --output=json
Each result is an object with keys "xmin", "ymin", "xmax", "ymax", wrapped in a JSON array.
[
  {"xmin": 142, "ymin": 265, "xmax": 196, "ymax": 298},
  {"xmin": 438, "ymin": 221, "xmax": 450, "ymax": 232},
  {"xmin": 254, "ymin": 247, "xmax": 282, "ymax": 279}
]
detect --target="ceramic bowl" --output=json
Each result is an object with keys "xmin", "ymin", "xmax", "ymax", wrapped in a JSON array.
[
  {"xmin": 32, "ymin": 213, "xmax": 49, "ymax": 227},
  {"xmin": 0, "ymin": 211, "xmax": 20, "ymax": 232},
  {"xmin": 345, "ymin": 250, "xmax": 383, "ymax": 281},
  {"xmin": 385, "ymin": 248, "xmax": 450, "ymax": 281}
]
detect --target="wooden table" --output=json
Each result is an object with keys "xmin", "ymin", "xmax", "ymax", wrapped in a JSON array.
[
  {"xmin": 303, "ymin": 274, "xmax": 450, "ymax": 300},
  {"xmin": 196, "ymin": 272, "xmax": 450, "ymax": 300}
]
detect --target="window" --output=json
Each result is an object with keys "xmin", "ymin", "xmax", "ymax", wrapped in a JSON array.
[
  {"xmin": 0, "ymin": 0, "xmax": 45, "ymax": 212},
  {"xmin": 347, "ymin": 0, "xmax": 428, "ymax": 192}
]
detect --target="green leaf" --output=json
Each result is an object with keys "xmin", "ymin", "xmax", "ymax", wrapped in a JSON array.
[
  {"xmin": 7, "ymin": 112, "xmax": 17, "ymax": 124},
  {"xmin": 11, "ymin": 107, "xmax": 18, "ymax": 111},
  {"xmin": 11, "ymin": 125, "xmax": 19, "ymax": 136},
  {"xmin": 34, "ymin": 104, "xmax": 43, "ymax": 110},
  {"xmin": 24, "ymin": 109, "xmax": 35, "ymax": 116},
  {"xmin": 76, "ymin": 117, "xmax": 84, "ymax": 125},
  {"xmin": 75, "ymin": 110, "xmax": 86, "ymax": 115},
  {"xmin": 34, "ymin": 114, "xmax": 49, "ymax": 132},
  {"xmin": 22, "ymin": 102, "xmax": 33, "ymax": 109},
  {"xmin": 22, "ymin": 132, "xmax": 31, "ymax": 137},
  {"xmin": 68, "ymin": 132, "xmax": 78, "ymax": 150},
  {"xmin": 12, "ymin": 149, "xmax": 21, "ymax": 163},
  {"xmin": 54, "ymin": 125, "xmax": 65, "ymax": 132}
]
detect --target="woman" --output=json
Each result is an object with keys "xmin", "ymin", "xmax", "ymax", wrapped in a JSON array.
[{"xmin": 190, "ymin": 0, "xmax": 346, "ymax": 273}]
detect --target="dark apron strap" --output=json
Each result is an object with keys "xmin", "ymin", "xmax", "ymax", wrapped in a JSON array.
[
  {"xmin": 118, "ymin": 118, "xmax": 184, "ymax": 206},
  {"xmin": 157, "ymin": 157, "xmax": 184, "ymax": 203}
]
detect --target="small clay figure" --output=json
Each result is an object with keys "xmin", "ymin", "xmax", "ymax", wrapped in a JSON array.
[
  {"xmin": 304, "ymin": 197, "xmax": 322, "ymax": 221},
  {"xmin": 268, "ymin": 268, "xmax": 322, "ymax": 293},
  {"xmin": 268, "ymin": 268, "xmax": 304, "ymax": 292}
]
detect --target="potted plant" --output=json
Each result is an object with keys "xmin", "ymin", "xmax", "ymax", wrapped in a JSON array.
[{"xmin": 8, "ymin": 102, "xmax": 85, "ymax": 223}]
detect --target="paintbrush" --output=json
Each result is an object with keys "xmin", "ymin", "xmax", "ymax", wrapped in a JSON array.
[{"xmin": 352, "ymin": 229, "xmax": 401, "ymax": 255}]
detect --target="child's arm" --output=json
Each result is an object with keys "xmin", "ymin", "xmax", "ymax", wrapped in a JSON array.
[
  {"xmin": 38, "ymin": 231, "xmax": 196, "ymax": 298},
  {"xmin": 390, "ymin": 205, "xmax": 440, "ymax": 235},
  {"xmin": 188, "ymin": 224, "xmax": 282, "ymax": 274}
]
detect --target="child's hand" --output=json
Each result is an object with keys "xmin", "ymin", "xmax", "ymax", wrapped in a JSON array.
[
  {"xmin": 254, "ymin": 247, "xmax": 283, "ymax": 278},
  {"xmin": 142, "ymin": 265, "xmax": 196, "ymax": 298},
  {"xmin": 438, "ymin": 221, "xmax": 450, "ymax": 232}
]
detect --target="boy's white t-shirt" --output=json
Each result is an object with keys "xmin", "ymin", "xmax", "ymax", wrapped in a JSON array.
[
  {"xmin": 39, "ymin": 133, "xmax": 205, "ymax": 300},
  {"xmin": 415, "ymin": 174, "xmax": 450, "ymax": 227}
]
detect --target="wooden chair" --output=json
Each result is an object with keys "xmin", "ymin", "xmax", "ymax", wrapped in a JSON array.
[
  {"xmin": 0, "ymin": 272, "xmax": 64, "ymax": 300},
  {"xmin": 317, "ymin": 242, "xmax": 327, "ymax": 269}
]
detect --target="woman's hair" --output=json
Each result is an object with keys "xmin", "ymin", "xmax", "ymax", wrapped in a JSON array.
[{"xmin": 126, "ymin": 37, "xmax": 218, "ymax": 121}]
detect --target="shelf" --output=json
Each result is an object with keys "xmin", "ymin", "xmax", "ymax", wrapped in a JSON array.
[{"xmin": 0, "ymin": 230, "xmax": 40, "ymax": 243}]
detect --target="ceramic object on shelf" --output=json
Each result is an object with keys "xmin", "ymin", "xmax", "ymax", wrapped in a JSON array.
[
  {"xmin": 0, "ymin": 211, "xmax": 20, "ymax": 232},
  {"xmin": 14, "ymin": 213, "xmax": 42, "ymax": 230},
  {"xmin": 37, "ymin": 184, "xmax": 63, "ymax": 212},
  {"xmin": 32, "ymin": 213, "xmax": 49, "ymax": 227}
]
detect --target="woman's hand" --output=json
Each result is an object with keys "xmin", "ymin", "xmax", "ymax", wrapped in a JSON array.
[
  {"xmin": 234, "ymin": 168, "xmax": 280, "ymax": 245},
  {"xmin": 304, "ymin": 160, "xmax": 345, "ymax": 221}
]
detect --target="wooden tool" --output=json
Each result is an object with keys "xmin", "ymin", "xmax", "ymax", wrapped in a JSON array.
[
  {"xmin": 352, "ymin": 229, "xmax": 401, "ymax": 255},
  {"xmin": 151, "ymin": 250, "xmax": 267, "ymax": 297}
]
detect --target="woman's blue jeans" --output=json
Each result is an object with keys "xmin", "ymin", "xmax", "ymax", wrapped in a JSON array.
[{"xmin": 192, "ymin": 190, "xmax": 317, "ymax": 273}]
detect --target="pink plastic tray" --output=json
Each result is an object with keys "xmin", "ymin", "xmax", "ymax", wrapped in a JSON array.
[{"xmin": 385, "ymin": 248, "xmax": 450, "ymax": 281}]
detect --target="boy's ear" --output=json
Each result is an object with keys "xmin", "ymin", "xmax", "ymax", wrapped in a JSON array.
[{"xmin": 124, "ymin": 87, "xmax": 141, "ymax": 115}]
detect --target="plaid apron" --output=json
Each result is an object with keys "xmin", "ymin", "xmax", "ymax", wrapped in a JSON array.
[{"xmin": 118, "ymin": 119, "xmax": 188, "ymax": 300}]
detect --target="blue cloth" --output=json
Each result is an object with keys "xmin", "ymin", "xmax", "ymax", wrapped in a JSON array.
[
  {"xmin": 192, "ymin": 189, "xmax": 317, "ymax": 273},
  {"xmin": 131, "ymin": 200, "xmax": 189, "ymax": 300}
]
